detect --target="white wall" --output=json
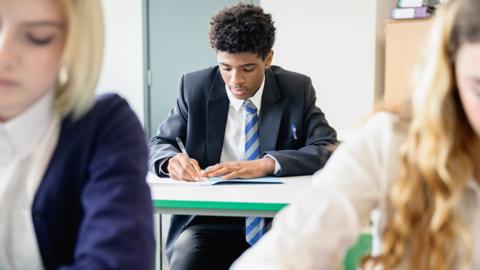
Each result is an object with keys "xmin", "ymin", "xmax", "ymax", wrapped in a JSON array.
[
  {"xmin": 96, "ymin": 0, "xmax": 396, "ymax": 135},
  {"xmin": 260, "ymin": 0, "xmax": 395, "ymax": 139},
  {"xmin": 97, "ymin": 0, "xmax": 144, "ymax": 123}
]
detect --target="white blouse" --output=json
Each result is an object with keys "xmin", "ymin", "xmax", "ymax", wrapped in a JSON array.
[
  {"xmin": 232, "ymin": 112, "xmax": 480, "ymax": 269},
  {"xmin": 0, "ymin": 91, "xmax": 60, "ymax": 270}
]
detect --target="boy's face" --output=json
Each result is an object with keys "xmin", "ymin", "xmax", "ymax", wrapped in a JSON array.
[{"xmin": 217, "ymin": 51, "xmax": 272, "ymax": 100}]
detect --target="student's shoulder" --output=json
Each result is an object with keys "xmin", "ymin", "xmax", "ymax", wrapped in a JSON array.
[
  {"xmin": 351, "ymin": 112, "xmax": 408, "ymax": 152},
  {"xmin": 269, "ymin": 66, "xmax": 314, "ymax": 96},
  {"xmin": 269, "ymin": 65, "xmax": 310, "ymax": 82},
  {"xmin": 92, "ymin": 93, "xmax": 134, "ymax": 120},
  {"xmin": 62, "ymin": 93, "xmax": 139, "ymax": 132},
  {"xmin": 363, "ymin": 112, "xmax": 406, "ymax": 135},
  {"xmin": 180, "ymin": 66, "xmax": 222, "ymax": 98},
  {"xmin": 183, "ymin": 66, "xmax": 220, "ymax": 84},
  {"xmin": 61, "ymin": 93, "xmax": 146, "ymax": 155}
]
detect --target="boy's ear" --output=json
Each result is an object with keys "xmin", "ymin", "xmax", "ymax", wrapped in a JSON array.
[{"xmin": 265, "ymin": 51, "xmax": 273, "ymax": 69}]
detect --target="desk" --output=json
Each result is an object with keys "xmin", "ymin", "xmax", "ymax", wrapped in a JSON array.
[
  {"xmin": 148, "ymin": 174, "xmax": 312, "ymax": 270},
  {"xmin": 149, "ymin": 174, "xmax": 371, "ymax": 270},
  {"xmin": 149, "ymin": 174, "xmax": 312, "ymax": 217}
]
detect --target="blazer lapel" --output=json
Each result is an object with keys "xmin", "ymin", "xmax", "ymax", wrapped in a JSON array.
[
  {"xmin": 259, "ymin": 69, "xmax": 283, "ymax": 153},
  {"xmin": 206, "ymin": 70, "xmax": 229, "ymax": 165}
]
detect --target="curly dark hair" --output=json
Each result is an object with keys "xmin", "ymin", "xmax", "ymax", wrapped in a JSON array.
[{"xmin": 208, "ymin": 3, "xmax": 276, "ymax": 59}]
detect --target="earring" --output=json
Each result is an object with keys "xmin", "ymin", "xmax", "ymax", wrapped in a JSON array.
[{"xmin": 58, "ymin": 65, "xmax": 69, "ymax": 87}]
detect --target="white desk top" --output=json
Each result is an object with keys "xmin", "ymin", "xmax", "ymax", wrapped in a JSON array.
[
  {"xmin": 148, "ymin": 173, "xmax": 312, "ymax": 217},
  {"xmin": 148, "ymin": 173, "xmax": 312, "ymax": 204}
]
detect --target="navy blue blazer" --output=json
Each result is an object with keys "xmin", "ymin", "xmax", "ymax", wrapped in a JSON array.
[
  {"xmin": 148, "ymin": 65, "xmax": 338, "ymax": 259},
  {"xmin": 32, "ymin": 94, "xmax": 154, "ymax": 270}
]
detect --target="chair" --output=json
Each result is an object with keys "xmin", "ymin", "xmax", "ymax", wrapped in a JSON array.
[{"xmin": 343, "ymin": 233, "xmax": 372, "ymax": 270}]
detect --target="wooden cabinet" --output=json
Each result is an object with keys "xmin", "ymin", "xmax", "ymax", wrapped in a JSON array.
[{"xmin": 384, "ymin": 19, "xmax": 433, "ymax": 108}]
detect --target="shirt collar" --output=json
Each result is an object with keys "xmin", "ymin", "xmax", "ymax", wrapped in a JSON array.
[
  {"xmin": 0, "ymin": 91, "xmax": 55, "ymax": 164},
  {"xmin": 225, "ymin": 76, "xmax": 265, "ymax": 113}
]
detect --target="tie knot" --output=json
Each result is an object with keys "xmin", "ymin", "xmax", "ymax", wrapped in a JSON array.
[{"xmin": 244, "ymin": 100, "xmax": 257, "ymax": 114}]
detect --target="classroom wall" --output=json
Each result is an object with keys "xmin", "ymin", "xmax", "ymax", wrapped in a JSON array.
[
  {"xmin": 97, "ymin": 0, "xmax": 145, "ymax": 123},
  {"xmin": 260, "ymin": 0, "xmax": 396, "ymax": 139},
  {"xmin": 97, "ymin": 0, "xmax": 396, "ymax": 137}
]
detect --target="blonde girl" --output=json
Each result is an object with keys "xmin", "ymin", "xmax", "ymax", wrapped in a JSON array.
[{"xmin": 0, "ymin": 0, "xmax": 154, "ymax": 269}]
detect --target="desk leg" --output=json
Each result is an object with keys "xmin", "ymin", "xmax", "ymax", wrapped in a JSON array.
[
  {"xmin": 159, "ymin": 214, "xmax": 163, "ymax": 270},
  {"xmin": 154, "ymin": 213, "xmax": 163, "ymax": 270}
]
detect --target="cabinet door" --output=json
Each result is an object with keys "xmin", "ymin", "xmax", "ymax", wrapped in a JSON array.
[
  {"xmin": 384, "ymin": 19, "xmax": 433, "ymax": 109},
  {"xmin": 144, "ymin": 0, "xmax": 258, "ymax": 136}
]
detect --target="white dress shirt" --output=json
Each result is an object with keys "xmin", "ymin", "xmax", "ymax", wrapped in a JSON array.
[
  {"xmin": 0, "ymin": 91, "xmax": 60, "ymax": 270},
  {"xmin": 232, "ymin": 112, "xmax": 480, "ymax": 269},
  {"xmin": 221, "ymin": 77, "xmax": 281, "ymax": 174},
  {"xmin": 221, "ymin": 77, "xmax": 264, "ymax": 162},
  {"xmin": 161, "ymin": 76, "xmax": 281, "ymax": 174}
]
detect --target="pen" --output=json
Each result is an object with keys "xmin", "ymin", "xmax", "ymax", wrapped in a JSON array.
[
  {"xmin": 291, "ymin": 124, "xmax": 298, "ymax": 140},
  {"xmin": 176, "ymin": 137, "xmax": 190, "ymax": 158},
  {"xmin": 176, "ymin": 137, "xmax": 201, "ymax": 176}
]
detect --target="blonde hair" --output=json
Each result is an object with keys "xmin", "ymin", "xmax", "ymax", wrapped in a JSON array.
[
  {"xmin": 363, "ymin": 0, "xmax": 480, "ymax": 269},
  {"xmin": 55, "ymin": 0, "xmax": 104, "ymax": 119}
]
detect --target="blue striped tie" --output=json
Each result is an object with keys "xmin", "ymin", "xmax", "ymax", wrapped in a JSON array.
[{"xmin": 244, "ymin": 100, "xmax": 265, "ymax": 245}]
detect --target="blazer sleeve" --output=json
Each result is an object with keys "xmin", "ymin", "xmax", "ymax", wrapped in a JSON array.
[
  {"xmin": 59, "ymin": 97, "xmax": 154, "ymax": 270},
  {"xmin": 265, "ymin": 77, "xmax": 338, "ymax": 176},
  {"xmin": 148, "ymin": 76, "xmax": 188, "ymax": 177}
]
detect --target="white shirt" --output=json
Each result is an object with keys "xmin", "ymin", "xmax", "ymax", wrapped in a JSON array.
[
  {"xmin": 221, "ymin": 77, "xmax": 264, "ymax": 162},
  {"xmin": 0, "ymin": 91, "xmax": 60, "ymax": 270},
  {"xmin": 221, "ymin": 77, "xmax": 281, "ymax": 174},
  {"xmin": 232, "ymin": 112, "xmax": 480, "ymax": 269}
]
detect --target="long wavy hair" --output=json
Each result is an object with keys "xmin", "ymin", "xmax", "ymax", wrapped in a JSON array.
[{"xmin": 363, "ymin": 0, "xmax": 480, "ymax": 269}]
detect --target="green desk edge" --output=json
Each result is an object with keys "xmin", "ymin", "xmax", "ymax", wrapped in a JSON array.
[
  {"xmin": 153, "ymin": 200, "xmax": 287, "ymax": 212},
  {"xmin": 153, "ymin": 200, "xmax": 373, "ymax": 270}
]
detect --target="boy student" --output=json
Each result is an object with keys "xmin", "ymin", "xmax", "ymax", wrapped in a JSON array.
[{"xmin": 149, "ymin": 4, "xmax": 337, "ymax": 269}]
